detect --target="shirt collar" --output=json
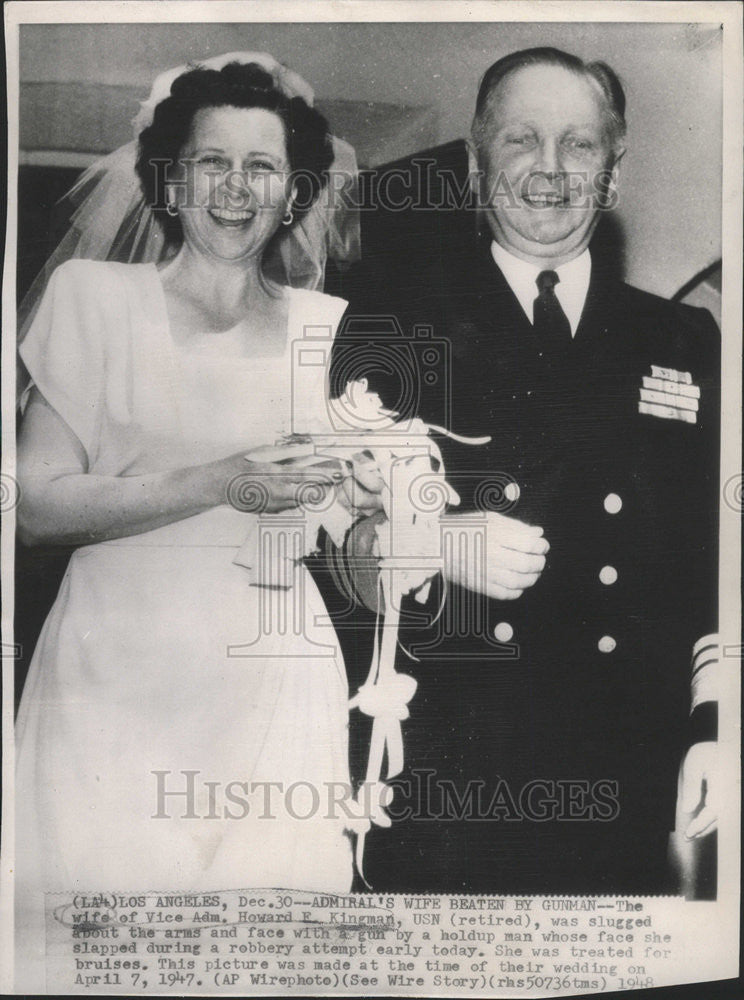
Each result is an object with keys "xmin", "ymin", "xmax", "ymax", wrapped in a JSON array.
[{"xmin": 490, "ymin": 241, "xmax": 591, "ymax": 336}]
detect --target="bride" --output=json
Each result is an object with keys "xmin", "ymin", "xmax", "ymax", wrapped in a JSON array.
[{"xmin": 14, "ymin": 52, "xmax": 364, "ymax": 986}]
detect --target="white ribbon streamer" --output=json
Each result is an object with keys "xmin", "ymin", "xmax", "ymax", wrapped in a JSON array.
[{"xmin": 232, "ymin": 380, "xmax": 491, "ymax": 880}]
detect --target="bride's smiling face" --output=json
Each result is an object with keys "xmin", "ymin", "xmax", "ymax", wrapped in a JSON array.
[{"xmin": 169, "ymin": 105, "xmax": 296, "ymax": 262}]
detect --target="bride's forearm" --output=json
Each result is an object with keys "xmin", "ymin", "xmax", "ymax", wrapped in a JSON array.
[{"xmin": 16, "ymin": 458, "xmax": 231, "ymax": 547}]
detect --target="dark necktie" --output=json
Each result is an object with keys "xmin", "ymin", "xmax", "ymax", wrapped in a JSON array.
[{"xmin": 533, "ymin": 270, "xmax": 572, "ymax": 346}]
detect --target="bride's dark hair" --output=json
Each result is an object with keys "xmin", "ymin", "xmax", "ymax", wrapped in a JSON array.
[{"xmin": 136, "ymin": 61, "xmax": 334, "ymax": 243}]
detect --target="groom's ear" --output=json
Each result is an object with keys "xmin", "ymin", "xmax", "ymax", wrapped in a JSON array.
[
  {"xmin": 466, "ymin": 140, "xmax": 481, "ymax": 200},
  {"xmin": 608, "ymin": 146, "xmax": 625, "ymax": 193}
]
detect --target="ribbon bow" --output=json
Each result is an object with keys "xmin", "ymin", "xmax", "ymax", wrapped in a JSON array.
[{"xmin": 346, "ymin": 569, "xmax": 421, "ymax": 883}]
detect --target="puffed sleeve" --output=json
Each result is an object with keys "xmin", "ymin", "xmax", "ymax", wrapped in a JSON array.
[{"xmin": 19, "ymin": 260, "xmax": 106, "ymax": 463}]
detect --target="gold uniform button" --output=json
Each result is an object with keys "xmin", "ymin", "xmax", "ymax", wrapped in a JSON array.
[
  {"xmin": 604, "ymin": 493, "xmax": 622, "ymax": 514},
  {"xmin": 598, "ymin": 635, "xmax": 617, "ymax": 653},
  {"xmin": 494, "ymin": 622, "xmax": 514, "ymax": 643},
  {"xmin": 599, "ymin": 565, "xmax": 618, "ymax": 585}
]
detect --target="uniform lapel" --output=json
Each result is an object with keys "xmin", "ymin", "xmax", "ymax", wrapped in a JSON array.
[
  {"xmin": 470, "ymin": 237, "xmax": 538, "ymax": 350},
  {"xmin": 448, "ymin": 237, "xmax": 543, "ymax": 390},
  {"xmin": 573, "ymin": 259, "xmax": 626, "ymax": 357}
]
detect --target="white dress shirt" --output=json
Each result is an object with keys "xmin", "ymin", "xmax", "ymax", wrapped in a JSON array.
[{"xmin": 490, "ymin": 241, "xmax": 591, "ymax": 337}]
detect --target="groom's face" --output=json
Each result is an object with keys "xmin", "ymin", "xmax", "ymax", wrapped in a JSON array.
[{"xmin": 471, "ymin": 63, "xmax": 620, "ymax": 267}]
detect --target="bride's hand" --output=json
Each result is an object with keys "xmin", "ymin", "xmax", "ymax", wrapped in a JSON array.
[
  {"xmin": 214, "ymin": 452, "xmax": 340, "ymax": 514},
  {"xmin": 336, "ymin": 476, "xmax": 386, "ymax": 516},
  {"xmin": 335, "ymin": 451, "xmax": 386, "ymax": 516}
]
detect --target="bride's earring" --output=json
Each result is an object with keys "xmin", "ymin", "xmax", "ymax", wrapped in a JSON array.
[
  {"xmin": 165, "ymin": 186, "xmax": 179, "ymax": 217},
  {"xmin": 282, "ymin": 207, "xmax": 294, "ymax": 226}
]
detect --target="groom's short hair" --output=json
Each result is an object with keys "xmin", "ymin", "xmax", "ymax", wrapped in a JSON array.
[{"xmin": 471, "ymin": 47, "xmax": 627, "ymax": 156}]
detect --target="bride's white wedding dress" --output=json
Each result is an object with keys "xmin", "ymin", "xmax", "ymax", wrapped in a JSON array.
[{"xmin": 15, "ymin": 259, "xmax": 353, "ymax": 988}]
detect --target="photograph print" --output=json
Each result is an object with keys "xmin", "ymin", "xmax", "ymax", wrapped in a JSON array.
[{"xmin": 2, "ymin": 4, "xmax": 739, "ymax": 996}]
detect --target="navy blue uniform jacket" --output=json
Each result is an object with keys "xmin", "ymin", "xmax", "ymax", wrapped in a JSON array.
[{"xmin": 326, "ymin": 231, "xmax": 719, "ymax": 896}]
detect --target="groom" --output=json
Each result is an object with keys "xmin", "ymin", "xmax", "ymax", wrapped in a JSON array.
[{"xmin": 329, "ymin": 47, "xmax": 720, "ymax": 895}]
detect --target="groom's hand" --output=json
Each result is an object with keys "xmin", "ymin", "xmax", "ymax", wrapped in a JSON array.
[
  {"xmin": 442, "ymin": 511, "xmax": 549, "ymax": 600},
  {"xmin": 678, "ymin": 741, "xmax": 718, "ymax": 839}
]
